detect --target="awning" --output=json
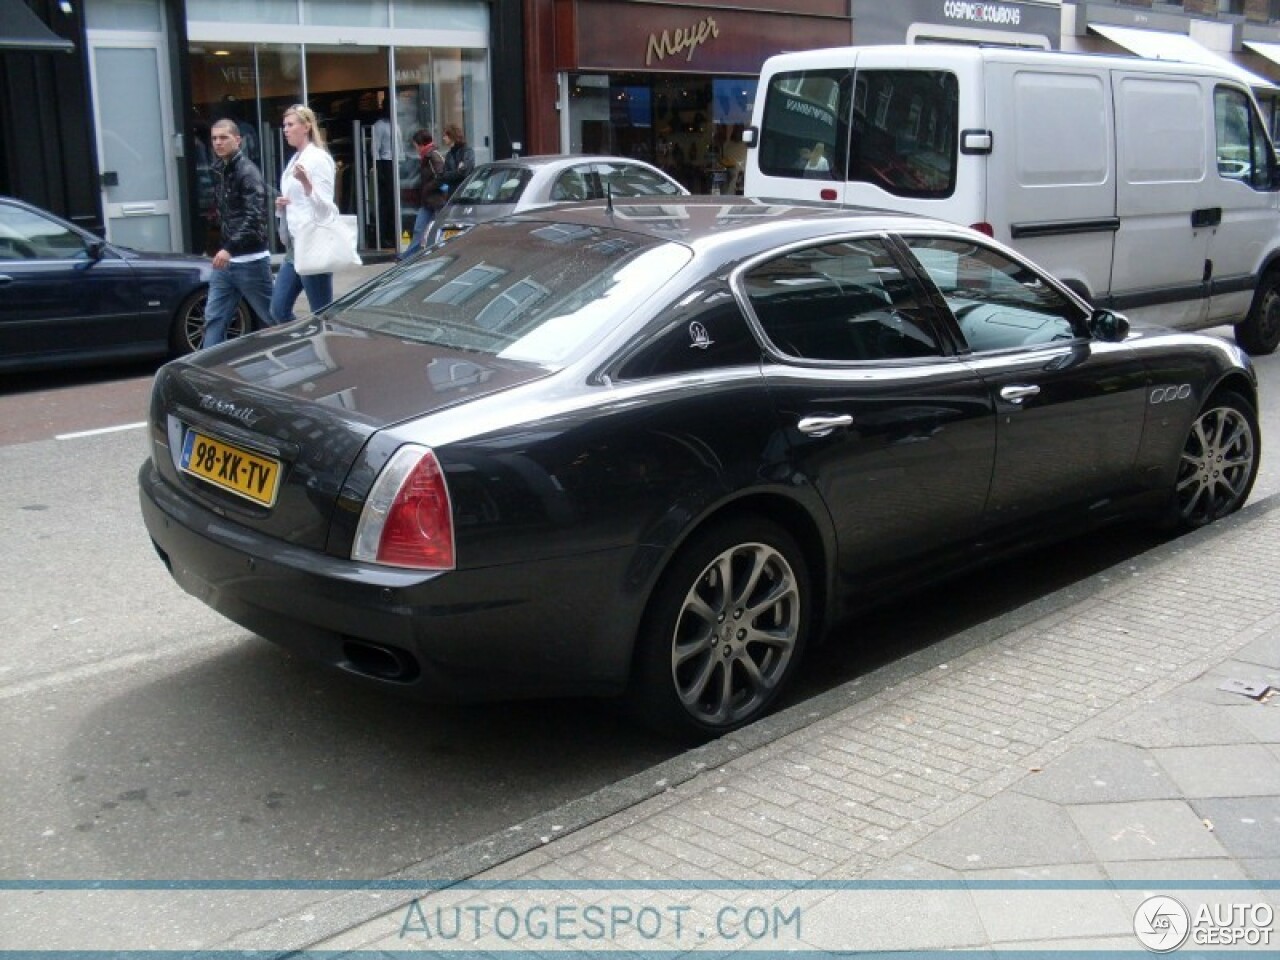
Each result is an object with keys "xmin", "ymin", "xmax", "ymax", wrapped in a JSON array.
[
  {"xmin": 0, "ymin": 0, "xmax": 75, "ymax": 53},
  {"xmin": 1090, "ymin": 23, "xmax": 1275, "ymax": 90},
  {"xmin": 1244, "ymin": 40, "xmax": 1280, "ymax": 69}
]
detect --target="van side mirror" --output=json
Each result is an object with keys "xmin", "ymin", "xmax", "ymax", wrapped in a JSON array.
[{"xmin": 1088, "ymin": 309, "xmax": 1129, "ymax": 342}]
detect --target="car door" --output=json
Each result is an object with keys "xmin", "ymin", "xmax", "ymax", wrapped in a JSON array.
[
  {"xmin": 899, "ymin": 233, "xmax": 1149, "ymax": 538},
  {"xmin": 740, "ymin": 234, "xmax": 995, "ymax": 587},
  {"xmin": 0, "ymin": 201, "xmax": 139, "ymax": 363}
]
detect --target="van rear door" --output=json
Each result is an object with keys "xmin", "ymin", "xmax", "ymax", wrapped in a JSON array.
[
  {"xmin": 1111, "ymin": 71, "xmax": 1213, "ymax": 329},
  {"xmin": 750, "ymin": 50, "xmax": 858, "ymax": 204}
]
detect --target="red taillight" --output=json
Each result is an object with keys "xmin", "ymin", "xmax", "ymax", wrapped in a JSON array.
[
  {"xmin": 971, "ymin": 222, "xmax": 994, "ymax": 237},
  {"xmin": 353, "ymin": 445, "xmax": 455, "ymax": 570},
  {"xmin": 820, "ymin": 187, "xmax": 837, "ymax": 201}
]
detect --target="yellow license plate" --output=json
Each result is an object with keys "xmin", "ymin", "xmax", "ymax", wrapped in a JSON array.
[{"xmin": 180, "ymin": 430, "xmax": 281, "ymax": 507}]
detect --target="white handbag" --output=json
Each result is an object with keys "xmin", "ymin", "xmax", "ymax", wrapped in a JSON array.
[{"xmin": 292, "ymin": 212, "xmax": 362, "ymax": 276}]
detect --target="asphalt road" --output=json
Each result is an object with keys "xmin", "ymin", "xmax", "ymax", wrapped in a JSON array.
[{"xmin": 1, "ymin": 327, "xmax": 1276, "ymax": 940}]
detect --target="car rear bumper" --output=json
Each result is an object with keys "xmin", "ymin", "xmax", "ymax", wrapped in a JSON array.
[{"xmin": 138, "ymin": 459, "xmax": 637, "ymax": 701}]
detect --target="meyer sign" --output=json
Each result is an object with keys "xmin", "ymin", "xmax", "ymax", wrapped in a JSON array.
[{"xmin": 646, "ymin": 16, "xmax": 720, "ymax": 65}]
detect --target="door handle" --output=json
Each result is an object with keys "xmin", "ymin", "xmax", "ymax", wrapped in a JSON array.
[
  {"xmin": 1191, "ymin": 207, "xmax": 1222, "ymax": 228},
  {"xmin": 1000, "ymin": 384, "xmax": 1041, "ymax": 404},
  {"xmin": 798, "ymin": 414, "xmax": 854, "ymax": 437}
]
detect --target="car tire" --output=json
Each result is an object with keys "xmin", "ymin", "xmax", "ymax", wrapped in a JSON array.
[
  {"xmin": 169, "ymin": 289, "xmax": 251, "ymax": 356},
  {"xmin": 628, "ymin": 517, "xmax": 810, "ymax": 741},
  {"xmin": 1170, "ymin": 390, "xmax": 1260, "ymax": 530},
  {"xmin": 1234, "ymin": 271, "xmax": 1280, "ymax": 356}
]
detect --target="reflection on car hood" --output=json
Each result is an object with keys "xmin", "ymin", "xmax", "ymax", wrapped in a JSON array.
[{"xmin": 189, "ymin": 317, "xmax": 551, "ymax": 427}]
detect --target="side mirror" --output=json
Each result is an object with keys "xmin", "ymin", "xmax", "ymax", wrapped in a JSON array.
[
  {"xmin": 1088, "ymin": 308, "xmax": 1129, "ymax": 343},
  {"xmin": 86, "ymin": 238, "xmax": 106, "ymax": 260}
]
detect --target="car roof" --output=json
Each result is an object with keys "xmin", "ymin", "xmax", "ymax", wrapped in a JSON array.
[
  {"xmin": 509, "ymin": 195, "xmax": 950, "ymax": 253},
  {"xmin": 474, "ymin": 154, "xmax": 669, "ymax": 170}
]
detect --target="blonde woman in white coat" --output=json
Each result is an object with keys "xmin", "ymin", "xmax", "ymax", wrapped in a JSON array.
[{"xmin": 270, "ymin": 103, "xmax": 338, "ymax": 324}]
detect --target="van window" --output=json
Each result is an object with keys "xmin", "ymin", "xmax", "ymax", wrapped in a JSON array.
[
  {"xmin": 849, "ymin": 70, "xmax": 959, "ymax": 198},
  {"xmin": 1215, "ymin": 86, "xmax": 1278, "ymax": 190},
  {"xmin": 757, "ymin": 68, "xmax": 959, "ymax": 200},
  {"xmin": 757, "ymin": 68, "xmax": 850, "ymax": 181}
]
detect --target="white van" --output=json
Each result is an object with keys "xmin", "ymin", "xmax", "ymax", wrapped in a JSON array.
[{"xmin": 744, "ymin": 44, "xmax": 1280, "ymax": 354}]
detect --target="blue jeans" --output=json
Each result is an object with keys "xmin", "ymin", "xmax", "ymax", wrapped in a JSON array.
[
  {"xmin": 203, "ymin": 257, "xmax": 274, "ymax": 348},
  {"xmin": 270, "ymin": 256, "xmax": 334, "ymax": 325},
  {"xmin": 401, "ymin": 206, "xmax": 434, "ymax": 258}
]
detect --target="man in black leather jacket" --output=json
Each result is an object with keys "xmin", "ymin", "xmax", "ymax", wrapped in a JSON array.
[{"xmin": 204, "ymin": 118, "xmax": 274, "ymax": 347}]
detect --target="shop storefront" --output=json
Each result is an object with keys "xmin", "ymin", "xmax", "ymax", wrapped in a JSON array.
[
  {"xmin": 852, "ymin": 0, "xmax": 1062, "ymax": 49},
  {"xmin": 523, "ymin": 0, "xmax": 852, "ymax": 195},
  {"xmin": 186, "ymin": 0, "xmax": 493, "ymax": 256}
]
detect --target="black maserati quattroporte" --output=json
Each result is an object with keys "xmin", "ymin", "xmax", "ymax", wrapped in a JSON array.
[{"xmin": 139, "ymin": 198, "xmax": 1260, "ymax": 739}]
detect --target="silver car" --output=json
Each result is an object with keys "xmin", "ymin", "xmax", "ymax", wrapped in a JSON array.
[{"xmin": 425, "ymin": 154, "xmax": 687, "ymax": 246}]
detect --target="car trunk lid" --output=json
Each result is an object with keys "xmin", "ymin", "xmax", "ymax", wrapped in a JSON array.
[{"xmin": 147, "ymin": 321, "xmax": 548, "ymax": 551}]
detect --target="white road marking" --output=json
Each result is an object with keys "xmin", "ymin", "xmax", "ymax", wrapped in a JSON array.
[{"xmin": 55, "ymin": 421, "xmax": 147, "ymax": 440}]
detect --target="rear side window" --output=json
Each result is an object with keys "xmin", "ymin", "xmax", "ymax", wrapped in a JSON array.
[
  {"xmin": 757, "ymin": 68, "xmax": 959, "ymax": 199},
  {"xmin": 742, "ymin": 237, "xmax": 941, "ymax": 362},
  {"xmin": 595, "ymin": 162, "xmax": 684, "ymax": 198},
  {"xmin": 454, "ymin": 167, "xmax": 533, "ymax": 205},
  {"xmin": 616, "ymin": 285, "xmax": 760, "ymax": 380}
]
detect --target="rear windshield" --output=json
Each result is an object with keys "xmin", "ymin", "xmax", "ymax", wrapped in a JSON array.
[
  {"xmin": 453, "ymin": 166, "xmax": 533, "ymax": 205},
  {"xmin": 326, "ymin": 221, "xmax": 691, "ymax": 368},
  {"xmin": 758, "ymin": 67, "xmax": 959, "ymax": 200}
]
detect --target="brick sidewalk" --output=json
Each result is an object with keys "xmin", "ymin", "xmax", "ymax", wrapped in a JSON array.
[{"xmin": 238, "ymin": 496, "xmax": 1280, "ymax": 954}]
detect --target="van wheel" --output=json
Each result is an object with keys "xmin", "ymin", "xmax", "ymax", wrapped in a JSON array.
[
  {"xmin": 1169, "ymin": 390, "xmax": 1259, "ymax": 530},
  {"xmin": 1234, "ymin": 273, "xmax": 1280, "ymax": 355},
  {"xmin": 627, "ymin": 518, "xmax": 810, "ymax": 742}
]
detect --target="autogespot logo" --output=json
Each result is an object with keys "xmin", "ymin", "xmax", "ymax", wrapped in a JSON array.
[{"xmin": 1135, "ymin": 895, "xmax": 1191, "ymax": 952}]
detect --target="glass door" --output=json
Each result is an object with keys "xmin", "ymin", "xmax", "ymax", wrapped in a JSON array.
[
  {"xmin": 86, "ymin": 0, "xmax": 180, "ymax": 251},
  {"xmin": 304, "ymin": 46, "xmax": 393, "ymax": 253}
]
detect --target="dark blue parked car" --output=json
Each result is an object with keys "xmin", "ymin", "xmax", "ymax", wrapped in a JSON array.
[{"xmin": 0, "ymin": 195, "xmax": 259, "ymax": 373}]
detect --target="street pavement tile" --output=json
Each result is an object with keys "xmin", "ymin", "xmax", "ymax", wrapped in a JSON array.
[
  {"xmin": 1221, "ymin": 704, "xmax": 1280, "ymax": 744},
  {"xmin": 1150, "ymin": 744, "xmax": 1280, "ymax": 797},
  {"xmin": 1105, "ymin": 697, "xmax": 1257, "ymax": 748},
  {"xmin": 1190, "ymin": 796, "xmax": 1280, "ymax": 859},
  {"xmin": 1067, "ymin": 800, "xmax": 1229, "ymax": 862},
  {"xmin": 1011, "ymin": 740, "xmax": 1180, "ymax": 804},
  {"xmin": 906, "ymin": 793, "xmax": 1094, "ymax": 870},
  {"xmin": 1229, "ymin": 631, "xmax": 1280, "ymax": 670},
  {"xmin": 964, "ymin": 864, "xmax": 1130, "ymax": 943}
]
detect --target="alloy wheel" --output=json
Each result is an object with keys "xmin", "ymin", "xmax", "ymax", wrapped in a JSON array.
[
  {"xmin": 670, "ymin": 541, "xmax": 801, "ymax": 728},
  {"xmin": 1176, "ymin": 403, "xmax": 1256, "ymax": 527}
]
